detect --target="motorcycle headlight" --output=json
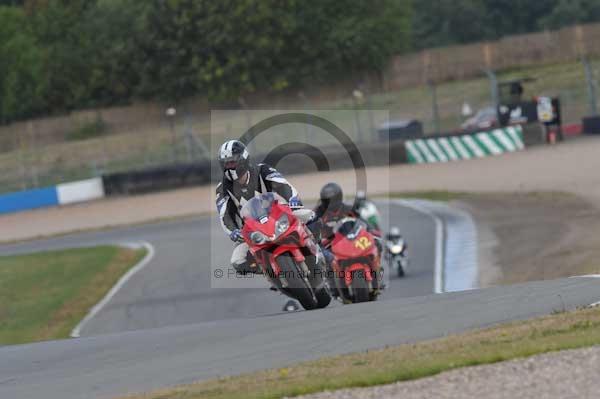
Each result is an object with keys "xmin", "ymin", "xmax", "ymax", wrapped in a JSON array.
[
  {"xmin": 390, "ymin": 244, "xmax": 404, "ymax": 254},
  {"xmin": 250, "ymin": 231, "xmax": 268, "ymax": 245},
  {"xmin": 275, "ymin": 214, "xmax": 289, "ymax": 236}
]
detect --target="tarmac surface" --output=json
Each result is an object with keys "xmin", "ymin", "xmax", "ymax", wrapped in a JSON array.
[
  {"xmin": 1, "ymin": 276, "xmax": 599, "ymax": 399},
  {"xmin": 3, "ymin": 138, "xmax": 600, "ymax": 398},
  {"xmin": 0, "ymin": 201, "xmax": 435, "ymax": 336}
]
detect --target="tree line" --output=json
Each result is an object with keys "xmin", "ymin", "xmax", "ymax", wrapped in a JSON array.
[
  {"xmin": 0, "ymin": 0, "xmax": 411, "ymax": 123},
  {"xmin": 0, "ymin": 0, "xmax": 598, "ymax": 124},
  {"xmin": 413, "ymin": 0, "xmax": 600, "ymax": 49}
]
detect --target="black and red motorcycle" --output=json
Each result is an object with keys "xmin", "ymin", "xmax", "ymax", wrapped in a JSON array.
[{"xmin": 240, "ymin": 193, "xmax": 331, "ymax": 310}]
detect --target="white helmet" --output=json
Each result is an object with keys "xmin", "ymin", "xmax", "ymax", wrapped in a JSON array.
[{"xmin": 218, "ymin": 140, "xmax": 250, "ymax": 181}]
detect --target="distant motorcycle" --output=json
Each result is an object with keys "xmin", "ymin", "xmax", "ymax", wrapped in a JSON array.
[
  {"xmin": 385, "ymin": 229, "xmax": 408, "ymax": 278},
  {"xmin": 329, "ymin": 217, "xmax": 382, "ymax": 303},
  {"xmin": 241, "ymin": 193, "xmax": 331, "ymax": 310}
]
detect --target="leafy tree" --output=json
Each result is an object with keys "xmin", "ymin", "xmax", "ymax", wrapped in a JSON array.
[
  {"xmin": 1, "ymin": 0, "xmax": 412, "ymax": 121},
  {"xmin": 0, "ymin": 6, "xmax": 44, "ymax": 123},
  {"xmin": 81, "ymin": 0, "xmax": 149, "ymax": 105},
  {"xmin": 539, "ymin": 0, "xmax": 600, "ymax": 30},
  {"xmin": 136, "ymin": 0, "xmax": 307, "ymax": 101},
  {"xmin": 0, "ymin": 0, "xmax": 22, "ymax": 6},
  {"xmin": 483, "ymin": 0, "xmax": 559, "ymax": 36},
  {"xmin": 28, "ymin": 0, "xmax": 98, "ymax": 111},
  {"xmin": 137, "ymin": 0, "xmax": 412, "ymax": 102},
  {"xmin": 413, "ymin": 0, "xmax": 491, "ymax": 48},
  {"xmin": 412, "ymin": 0, "xmax": 600, "ymax": 49},
  {"xmin": 317, "ymin": 0, "xmax": 412, "ymax": 70}
]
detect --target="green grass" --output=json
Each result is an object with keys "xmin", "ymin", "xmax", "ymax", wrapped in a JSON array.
[
  {"xmin": 0, "ymin": 245, "xmax": 146, "ymax": 345},
  {"xmin": 121, "ymin": 306, "xmax": 600, "ymax": 399}
]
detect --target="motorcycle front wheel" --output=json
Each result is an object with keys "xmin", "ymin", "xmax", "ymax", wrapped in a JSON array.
[
  {"xmin": 396, "ymin": 259, "xmax": 405, "ymax": 278},
  {"xmin": 350, "ymin": 271, "xmax": 370, "ymax": 303},
  {"xmin": 314, "ymin": 287, "xmax": 331, "ymax": 308},
  {"xmin": 277, "ymin": 254, "xmax": 320, "ymax": 310}
]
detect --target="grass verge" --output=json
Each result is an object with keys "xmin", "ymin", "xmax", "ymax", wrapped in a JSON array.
[
  {"xmin": 0, "ymin": 245, "xmax": 146, "ymax": 345},
  {"xmin": 120, "ymin": 305, "xmax": 600, "ymax": 399}
]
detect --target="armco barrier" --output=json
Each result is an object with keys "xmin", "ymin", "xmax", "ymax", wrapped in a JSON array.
[
  {"xmin": 56, "ymin": 178, "xmax": 105, "ymax": 205},
  {"xmin": 0, "ymin": 187, "xmax": 59, "ymax": 215},
  {"xmin": 405, "ymin": 126, "xmax": 524, "ymax": 164},
  {"xmin": 101, "ymin": 140, "xmax": 409, "ymax": 196},
  {"xmin": 0, "ymin": 123, "xmax": 545, "ymax": 215},
  {"xmin": 0, "ymin": 177, "xmax": 104, "ymax": 215},
  {"xmin": 102, "ymin": 161, "xmax": 213, "ymax": 196}
]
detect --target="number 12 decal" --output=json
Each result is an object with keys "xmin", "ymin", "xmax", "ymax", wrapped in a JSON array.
[{"xmin": 354, "ymin": 236, "xmax": 372, "ymax": 250}]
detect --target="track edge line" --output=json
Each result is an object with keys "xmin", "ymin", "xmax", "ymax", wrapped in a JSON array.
[
  {"xmin": 391, "ymin": 199, "xmax": 445, "ymax": 294},
  {"xmin": 70, "ymin": 241, "xmax": 155, "ymax": 338}
]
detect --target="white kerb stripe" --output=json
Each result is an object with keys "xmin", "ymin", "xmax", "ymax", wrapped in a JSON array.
[
  {"xmin": 506, "ymin": 126, "xmax": 525, "ymax": 150},
  {"xmin": 405, "ymin": 141, "xmax": 425, "ymax": 163},
  {"xmin": 462, "ymin": 135, "xmax": 486, "ymax": 158},
  {"xmin": 492, "ymin": 129, "xmax": 516, "ymax": 151},
  {"xmin": 450, "ymin": 136, "xmax": 472, "ymax": 159},
  {"xmin": 476, "ymin": 132, "xmax": 503, "ymax": 155},
  {"xmin": 56, "ymin": 178, "xmax": 105, "ymax": 205},
  {"xmin": 415, "ymin": 139, "xmax": 438, "ymax": 162},
  {"xmin": 438, "ymin": 137, "xmax": 459, "ymax": 160},
  {"xmin": 426, "ymin": 139, "xmax": 448, "ymax": 162}
]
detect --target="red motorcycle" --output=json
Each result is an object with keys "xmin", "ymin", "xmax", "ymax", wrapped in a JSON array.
[
  {"xmin": 329, "ymin": 218, "xmax": 382, "ymax": 303},
  {"xmin": 241, "ymin": 193, "xmax": 331, "ymax": 310}
]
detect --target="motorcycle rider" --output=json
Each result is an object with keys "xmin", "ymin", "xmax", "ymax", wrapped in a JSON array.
[
  {"xmin": 385, "ymin": 226, "xmax": 402, "ymax": 242},
  {"xmin": 352, "ymin": 190, "xmax": 381, "ymax": 231},
  {"xmin": 384, "ymin": 226, "xmax": 408, "ymax": 277},
  {"xmin": 313, "ymin": 182, "xmax": 360, "ymax": 243},
  {"xmin": 216, "ymin": 140, "xmax": 305, "ymax": 274},
  {"xmin": 313, "ymin": 183, "xmax": 382, "ymax": 241}
]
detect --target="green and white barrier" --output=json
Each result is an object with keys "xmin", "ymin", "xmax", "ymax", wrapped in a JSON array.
[{"xmin": 405, "ymin": 125, "xmax": 524, "ymax": 164}]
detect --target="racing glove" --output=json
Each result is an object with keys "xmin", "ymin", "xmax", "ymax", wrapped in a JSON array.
[
  {"xmin": 229, "ymin": 229, "xmax": 244, "ymax": 243},
  {"xmin": 288, "ymin": 196, "xmax": 303, "ymax": 210}
]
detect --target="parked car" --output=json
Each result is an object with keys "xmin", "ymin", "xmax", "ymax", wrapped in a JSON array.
[{"xmin": 460, "ymin": 106, "xmax": 498, "ymax": 131}]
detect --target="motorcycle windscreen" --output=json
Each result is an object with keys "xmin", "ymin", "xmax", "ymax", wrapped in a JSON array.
[
  {"xmin": 240, "ymin": 192, "xmax": 275, "ymax": 222},
  {"xmin": 337, "ymin": 218, "xmax": 366, "ymax": 239}
]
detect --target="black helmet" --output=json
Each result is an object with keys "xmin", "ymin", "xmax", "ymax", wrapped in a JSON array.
[
  {"xmin": 218, "ymin": 140, "xmax": 250, "ymax": 181},
  {"xmin": 320, "ymin": 182, "xmax": 343, "ymax": 212},
  {"xmin": 354, "ymin": 190, "xmax": 367, "ymax": 208}
]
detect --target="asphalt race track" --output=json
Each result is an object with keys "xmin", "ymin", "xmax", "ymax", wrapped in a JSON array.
[
  {"xmin": 2, "ymin": 277, "xmax": 600, "ymax": 399},
  {"xmin": 2, "ymin": 201, "xmax": 600, "ymax": 399},
  {"xmin": 0, "ymin": 201, "xmax": 435, "ymax": 336}
]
